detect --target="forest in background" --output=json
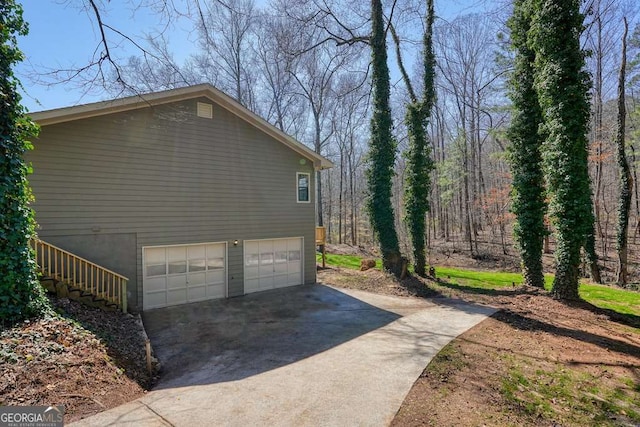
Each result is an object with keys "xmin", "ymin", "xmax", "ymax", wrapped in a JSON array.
[{"xmin": 28, "ymin": 0, "xmax": 640, "ymax": 284}]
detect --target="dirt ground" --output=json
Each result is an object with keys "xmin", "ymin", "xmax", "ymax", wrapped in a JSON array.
[
  {"xmin": 0, "ymin": 296, "xmax": 154, "ymax": 423},
  {"xmin": 318, "ymin": 265, "xmax": 640, "ymax": 426}
]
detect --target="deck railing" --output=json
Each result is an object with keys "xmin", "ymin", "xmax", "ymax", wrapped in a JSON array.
[
  {"xmin": 315, "ymin": 226, "xmax": 326, "ymax": 246},
  {"xmin": 316, "ymin": 226, "xmax": 327, "ymax": 268},
  {"xmin": 32, "ymin": 239, "xmax": 128, "ymax": 312}
]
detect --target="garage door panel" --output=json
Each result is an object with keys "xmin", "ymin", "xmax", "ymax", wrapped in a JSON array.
[
  {"xmin": 188, "ymin": 245, "xmax": 205, "ymax": 259},
  {"xmin": 167, "ymin": 246, "xmax": 186, "ymax": 262},
  {"xmin": 167, "ymin": 274, "xmax": 187, "ymax": 288},
  {"xmin": 288, "ymin": 260, "xmax": 301, "ymax": 273},
  {"xmin": 207, "ymin": 283, "xmax": 225, "ymax": 299},
  {"xmin": 206, "ymin": 270, "xmax": 225, "ymax": 285},
  {"xmin": 145, "ymin": 247, "xmax": 165, "ymax": 263},
  {"xmin": 145, "ymin": 292, "xmax": 167, "ymax": 310},
  {"xmin": 245, "ymin": 278, "xmax": 260, "ymax": 293},
  {"xmin": 189, "ymin": 271, "xmax": 206, "ymax": 286},
  {"xmin": 273, "ymin": 274, "xmax": 289, "ymax": 288},
  {"xmin": 289, "ymin": 238, "xmax": 301, "ymax": 250},
  {"xmin": 245, "ymin": 241, "xmax": 259, "ymax": 255},
  {"xmin": 167, "ymin": 289, "xmax": 187, "ymax": 306},
  {"xmin": 287, "ymin": 273, "xmax": 301, "ymax": 285},
  {"xmin": 259, "ymin": 263, "xmax": 273, "ymax": 276},
  {"xmin": 273, "ymin": 240, "xmax": 288, "ymax": 252},
  {"xmin": 260, "ymin": 276, "xmax": 275, "ymax": 289},
  {"xmin": 143, "ymin": 242, "xmax": 227, "ymax": 310},
  {"xmin": 260, "ymin": 240, "xmax": 274, "ymax": 252},
  {"xmin": 145, "ymin": 276, "xmax": 166, "ymax": 292},
  {"xmin": 274, "ymin": 262, "xmax": 287, "ymax": 275},
  {"xmin": 244, "ymin": 265, "xmax": 259, "ymax": 280},
  {"xmin": 188, "ymin": 285, "xmax": 207, "ymax": 301}
]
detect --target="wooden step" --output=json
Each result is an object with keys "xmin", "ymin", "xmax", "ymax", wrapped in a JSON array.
[
  {"xmin": 32, "ymin": 238, "xmax": 128, "ymax": 313},
  {"xmin": 40, "ymin": 275, "xmax": 121, "ymax": 312}
]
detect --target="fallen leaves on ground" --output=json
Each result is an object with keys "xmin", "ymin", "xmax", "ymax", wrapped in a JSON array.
[{"xmin": 0, "ymin": 296, "xmax": 153, "ymax": 423}]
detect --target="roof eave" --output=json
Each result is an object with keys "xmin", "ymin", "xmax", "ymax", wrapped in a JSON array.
[{"xmin": 29, "ymin": 84, "xmax": 333, "ymax": 170}]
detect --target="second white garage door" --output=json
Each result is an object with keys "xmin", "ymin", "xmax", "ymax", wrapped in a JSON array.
[
  {"xmin": 143, "ymin": 242, "xmax": 227, "ymax": 310},
  {"xmin": 244, "ymin": 237, "xmax": 303, "ymax": 294}
]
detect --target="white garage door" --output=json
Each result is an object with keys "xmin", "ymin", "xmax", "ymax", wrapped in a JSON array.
[
  {"xmin": 244, "ymin": 237, "xmax": 303, "ymax": 294},
  {"xmin": 143, "ymin": 242, "xmax": 226, "ymax": 310}
]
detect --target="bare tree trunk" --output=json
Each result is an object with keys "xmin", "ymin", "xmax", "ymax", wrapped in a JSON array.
[
  {"xmin": 324, "ymin": 170, "xmax": 332, "ymax": 241},
  {"xmin": 437, "ymin": 106, "xmax": 448, "ymax": 239},
  {"xmin": 315, "ymin": 113, "xmax": 324, "ymax": 227},
  {"xmin": 348, "ymin": 150, "xmax": 357, "ymax": 246},
  {"xmin": 468, "ymin": 97, "xmax": 480, "ymax": 250},
  {"xmin": 615, "ymin": 18, "xmax": 631, "ymax": 286},
  {"xmin": 475, "ymin": 90, "xmax": 486, "ymax": 234},
  {"xmin": 593, "ymin": 14, "xmax": 605, "ymax": 247},
  {"xmin": 544, "ymin": 231, "xmax": 550, "ymax": 254},
  {"xmin": 338, "ymin": 149, "xmax": 344, "ymax": 244},
  {"xmin": 463, "ymin": 165, "xmax": 473, "ymax": 254}
]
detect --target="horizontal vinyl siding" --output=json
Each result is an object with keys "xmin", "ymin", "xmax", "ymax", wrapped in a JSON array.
[{"xmin": 27, "ymin": 98, "xmax": 317, "ymax": 310}]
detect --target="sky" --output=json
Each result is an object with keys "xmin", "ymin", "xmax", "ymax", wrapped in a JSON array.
[
  {"xmin": 16, "ymin": 0, "xmax": 492, "ymax": 113},
  {"xmin": 17, "ymin": 0, "xmax": 196, "ymax": 111}
]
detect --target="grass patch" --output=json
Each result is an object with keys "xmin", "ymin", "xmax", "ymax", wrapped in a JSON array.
[
  {"xmin": 578, "ymin": 283, "xmax": 640, "ymax": 316},
  {"xmin": 316, "ymin": 253, "xmax": 375, "ymax": 270},
  {"xmin": 435, "ymin": 266, "xmax": 545, "ymax": 289},
  {"xmin": 317, "ymin": 254, "xmax": 640, "ymax": 317},
  {"xmin": 501, "ymin": 363, "xmax": 640, "ymax": 426},
  {"xmin": 434, "ymin": 266, "xmax": 640, "ymax": 317},
  {"xmin": 421, "ymin": 342, "xmax": 467, "ymax": 383}
]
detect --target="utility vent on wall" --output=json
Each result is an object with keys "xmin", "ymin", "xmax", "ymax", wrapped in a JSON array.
[{"xmin": 197, "ymin": 102, "xmax": 213, "ymax": 119}]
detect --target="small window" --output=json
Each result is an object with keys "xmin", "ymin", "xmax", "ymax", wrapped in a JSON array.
[
  {"xmin": 275, "ymin": 251, "xmax": 288, "ymax": 264},
  {"xmin": 146, "ymin": 263, "xmax": 166, "ymax": 277},
  {"xmin": 245, "ymin": 254, "xmax": 260, "ymax": 267},
  {"xmin": 168, "ymin": 261, "xmax": 187, "ymax": 275},
  {"xmin": 189, "ymin": 259, "xmax": 206, "ymax": 272},
  {"xmin": 288, "ymin": 250, "xmax": 301, "ymax": 262},
  {"xmin": 260, "ymin": 252, "xmax": 274, "ymax": 265},
  {"xmin": 297, "ymin": 172, "xmax": 310, "ymax": 203},
  {"xmin": 207, "ymin": 257, "xmax": 225, "ymax": 270}
]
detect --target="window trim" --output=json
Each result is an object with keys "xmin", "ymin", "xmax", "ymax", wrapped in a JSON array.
[{"xmin": 296, "ymin": 172, "xmax": 311, "ymax": 203}]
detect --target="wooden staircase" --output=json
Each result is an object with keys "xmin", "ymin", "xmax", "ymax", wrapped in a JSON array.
[{"xmin": 32, "ymin": 239, "xmax": 128, "ymax": 312}]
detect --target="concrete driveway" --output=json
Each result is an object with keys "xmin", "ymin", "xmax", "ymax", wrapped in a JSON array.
[{"xmin": 72, "ymin": 284, "xmax": 495, "ymax": 426}]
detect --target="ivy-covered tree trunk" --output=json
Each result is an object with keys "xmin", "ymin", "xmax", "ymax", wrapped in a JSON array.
[
  {"xmin": 403, "ymin": 0, "xmax": 436, "ymax": 278},
  {"xmin": 0, "ymin": 0, "xmax": 47, "ymax": 322},
  {"xmin": 530, "ymin": 0, "xmax": 593, "ymax": 300},
  {"xmin": 615, "ymin": 18, "xmax": 632, "ymax": 286},
  {"xmin": 584, "ymin": 223, "xmax": 602, "ymax": 283},
  {"xmin": 404, "ymin": 104, "xmax": 432, "ymax": 277},
  {"xmin": 366, "ymin": 0, "xmax": 403, "ymax": 277},
  {"xmin": 506, "ymin": 0, "xmax": 546, "ymax": 289}
]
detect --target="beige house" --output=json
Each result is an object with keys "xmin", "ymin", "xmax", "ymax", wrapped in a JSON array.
[{"xmin": 27, "ymin": 84, "xmax": 332, "ymax": 312}]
